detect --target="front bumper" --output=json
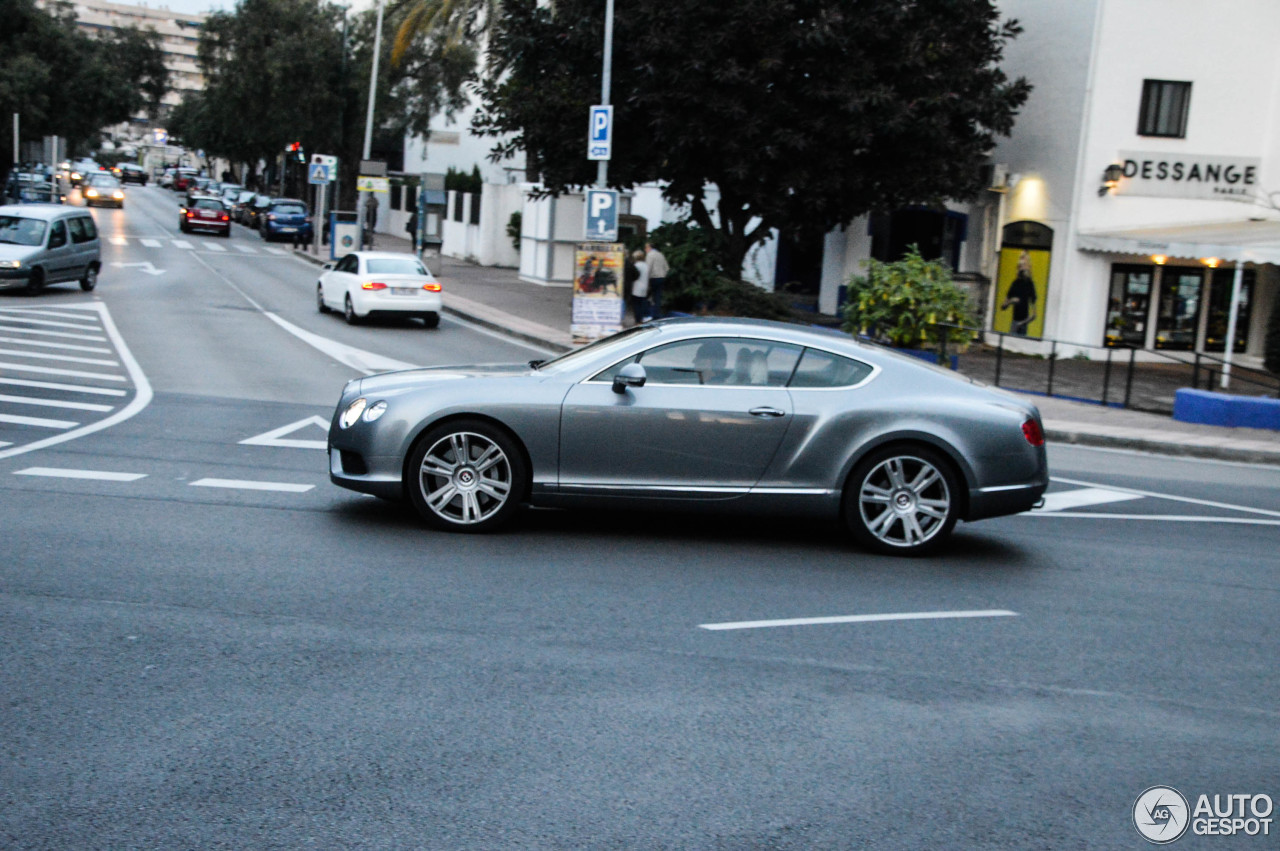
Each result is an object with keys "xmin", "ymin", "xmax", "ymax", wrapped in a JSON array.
[{"xmin": 0, "ymin": 267, "xmax": 33, "ymax": 288}]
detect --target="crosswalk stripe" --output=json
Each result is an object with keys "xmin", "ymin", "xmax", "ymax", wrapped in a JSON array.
[
  {"xmin": 0, "ymin": 361, "xmax": 126, "ymax": 381},
  {"xmin": 189, "ymin": 478, "xmax": 314, "ymax": 493},
  {"xmin": 1036, "ymin": 487, "xmax": 1143, "ymax": 512},
  {"xmin": 263, "ymin": 247, "xmax": 288, "ymax": 255},
  {"xmin": 0, "ymin": 393, "xmax": 114, "ymax": 412},
  {"xmin": 0, "ymin": 377, "xmax": 126, "ymax": 395},
  {"xmin": 0, "ymin": 348, "xmax": 119, "ymax": 366},
  {"xmin": 0, "ymin": 337, "xmax": 112, "ymax": 353},
  {"xmin": 0, "ymin": 316, "xmax": 100, "ymax": 331},
  {"xmin": 15, "ymin": 467, "xmax": 145, "ymax": 482},
  {"xmin": 234, "ymin": 244, "xmax": 256, "ymax": 253},
  {"xmin": 140, "ymin": 238, "xmax": 161, "ymax": 247},
  {"xmin": 205, "ymin": 242, "xmax": 227, "ymax": 252},
  {"xmin": 0, "ymin": 307, "xmax": 99, "ymax": 321},
  {"xmin": 171, "ymin": 239, "xmax": 193, "ymax": 249},
  {"xmin": 0, "ymin": 325, "xmax": 107, "ymax": 342},
  {"xmin": 0, "ymin": 412, "xmax": 78, "ymax": 429}
]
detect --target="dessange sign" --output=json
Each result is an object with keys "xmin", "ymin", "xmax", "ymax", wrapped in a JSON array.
[{"xmin": 1114, "ymin": 151, "xmax": 1261, "ymax": 200}]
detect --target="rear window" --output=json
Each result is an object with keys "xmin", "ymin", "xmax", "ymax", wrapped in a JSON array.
[
  {"xmin": 0, "ymin": 216, "xmax": 48, "ymax": 246},
  {"xmin": 271, "ymin": 203, "xmax": 307, "ymax": 216},
  {"xmin": 365, "ymin": 258, "xmax": 429, "ymax": 276},
  {"xmin": 192, "ymin": 198, "xmax": 225, "ymax": 211},
  {"xmin": 788, "ymin": 348, "xmax": 875, "ymax": 388}
]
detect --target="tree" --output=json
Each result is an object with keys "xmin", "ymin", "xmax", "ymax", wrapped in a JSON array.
[
  {"xmin": 389, "ymin": 0, "xmax": 497, "ymax": 65},
  {"xmin": 841, "ymin": 247, "xmax": 976, "ymax": 348},
  {"xmin": 475, "ymin": 0, "xmax": 1031, "ymax": 274}
]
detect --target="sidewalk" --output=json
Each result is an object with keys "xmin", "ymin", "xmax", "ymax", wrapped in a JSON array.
[{"xmin": 293, "ymin": 237, "xmax": 1280, "ymax": 465}]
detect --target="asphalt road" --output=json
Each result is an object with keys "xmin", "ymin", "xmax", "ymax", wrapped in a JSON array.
[{"xmin": 0, "ymin": 188, "xmax": 1277, "ymax": 849}]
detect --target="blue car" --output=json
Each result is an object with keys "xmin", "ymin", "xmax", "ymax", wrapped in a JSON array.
[{"xmin": 260, "ymin": 198, "xmax": 313, "ymax": 242}]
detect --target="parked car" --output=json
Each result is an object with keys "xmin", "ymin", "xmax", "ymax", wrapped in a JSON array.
[
  {"xmin": 179, "ymin": 197, "xmax": 231, "ymax": 236},
  {"xmin": 259, "ymin": 198, "xmax": 312, "ymax": 242},
  {"xmin": 317, "ymin": 251, "xmax": 442, "ymax": 327},
  {"xmin": 0, "ymin": 204, "xmax": 102, "ymax": 293},
  {"xmin": 114, "ymin": 163, "xmax": 148, "ymax": 185},
  {"xmin": 172, "ymin": 169, "xmax": 199, "ymax": 191},
  {"xmin": 230, "ymin": 190, "xmax": 258, "ymax": 224},
  {"xmin": 159, "ymin": 167, "xmax": 178, "ymax": 188},
  {"xmin": 245, "ymin": 194, "xmax": 273, "ymax": 229},
  {"xmin": 218, "ymin": 184, "xmax": 244, "ymax": 208},
  {"xmin": 83, "ymin": 174, "xmax": 125, "ymax": 208},
  {"xmin": 326, "ymin": 318, "xmax": 1050, "ymax": 552}
]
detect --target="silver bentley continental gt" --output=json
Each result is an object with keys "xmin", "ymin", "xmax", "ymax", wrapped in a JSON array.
[{"xmin": 327, "ymin": 318, "xmax": 1049, "ymax": 554}]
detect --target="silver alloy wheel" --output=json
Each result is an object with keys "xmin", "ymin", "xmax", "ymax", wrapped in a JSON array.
[
  {"xmin": 344, "ymin": 295, "xmax": 358, "ymax": 324},
  {"xmin": 858, "ymin": 454, "xmax": 951, "ymax": 548},
  {"xmin": 418, "ymin": 431, "xmax": 513, "ymax": 525}
]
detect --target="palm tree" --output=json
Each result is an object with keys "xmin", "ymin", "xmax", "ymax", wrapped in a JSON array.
[{"xmin": 390, "ymin": 0, "xmax": 499, "ymax": 65}]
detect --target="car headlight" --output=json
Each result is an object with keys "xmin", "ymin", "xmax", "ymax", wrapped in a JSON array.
[
  {"xmin": 0, "ymin": 260, "xmax": 21, "ymax": 269},
  {"xmin": 362, "ymin": 400, "xmax": 387, "ymax": 423},
  {"xmin": 86, "ymin": 189, "xmax": 98, "ymax": 197},
  {"xmin": 113, "ymin": 191, "xmax": 124, "ymax": 199},
  {"xmin": 340, "ymin": 397, "xmax": 367, "ymax": 428}
]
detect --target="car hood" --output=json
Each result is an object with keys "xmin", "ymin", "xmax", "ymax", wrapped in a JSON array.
[
  {"xmin": 0, "ymin": 243, "xmax": 38, "ymax": 262},
  {"xmin": 356, "ymin": 363, "xmax": 534, "ymax": 394}
]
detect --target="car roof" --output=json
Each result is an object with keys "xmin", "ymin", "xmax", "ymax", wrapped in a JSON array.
[
  {"xmin": 0, "ymin": 204, "xmax": 91, "ymax": 221},
  {"xmin": 642, "ymin": 316, "xmax": 870, "ymax": 355},
  {"xmin": 349, "ymin": 251, "xmax": 424, "ymax": 261}
]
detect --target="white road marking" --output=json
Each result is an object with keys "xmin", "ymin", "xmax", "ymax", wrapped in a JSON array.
[
  {"xmin": 0, "ymin": 315, "xmax": 99, "ymax": 330},
  {"xmin": 1025, "ymin": 512, "xmax": 1280, "ymax": 525},
  {"xmin": 0, "ymin": 336, "xmax": 111, "ymax": 353},
  {"xmin": 0, "ymin": 394, "xmax": 113, "ymax": 412},
  {"xmin": 699, "ymin": 609, "xmax": 1020, "ymax": 631},
  {"xmin": 261, "ymin": 312, "xmax": 416, "ymax": 375},
  {"xmin": 111, "ymin": 261, "xmax": 165, "ymax": 276},
  {"xmin": 1050, "ymin": 475, "xmax": 1280, "ymax": 519},
  {"xmin": 263, "ymin": 247, "xmax": 288, "ymax": 255},
  {"xmin": 171, "ymin": 240, "xmax": 193, "ymax": 249},
  {"xmin": 205, "ymin": 242, "xmax": 226, "ymax": 252},
  {"xmin": 109, "ymin": 237, "xmax": 128, "ymax": 246},
  {"xmin": 0, "ymin": 377, "xmax": 126, "ymax": 396},
  {"xmin": 0, "ymin": 307, "xmax": 100, "ymax": 321},
  {"xmin": 189, "ymin": 478, "xmax": 314, "ymax": 493},
  {"xmin": 0, "ymin": 413, "xmax": 78, "ymax": 429},
  {"xmin": 0, "ymin": 324, "xmax": 107, "ymax": 341},
  {"xmin": 233, "ymin": 244, "xmax": 256, "ymax": 253},
  {"xmin": 0, "ymin": 442, "xmax": 9, "ymax": 448},
  {"xmin": 0, "ymin": 361, "xmax": 126, "ymax": 381},
  {"xmin": 1035, "ymin": 487, "xmax": 1143, "ymax": 512},
  {"xmin": 0, "ymin": 348, "xmax": 118, "ymax": 366},
  {"xmin": 239, "ymin": 416, "xmax": 330, "ymax": 449},
  {"xmin": 0, "ymin": 303, "xmax": 152, "ymax": 461},
  {"xmin": 140, "ymin": 238, "xmax": 161, "ymax": 247},
  {"xmin": 15, "ymin": 467, "xmax": 146, "ymax": 482}
]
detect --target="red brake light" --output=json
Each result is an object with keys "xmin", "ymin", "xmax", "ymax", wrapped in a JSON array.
[
  {"xmin": 422, "ymin": 282, "xmax": 442, "ymax": 292},
  {"xmin": 185, "ymin": 209, "xmax": 194, "ymax": 217},
  {"xmin": 220, "ymin": 214, "xmax": 229, "ymax": 221},
  {"xmin": 1022, "ymin": 418, "xmax": 1044, "ymax": 447},
  {"xmin": 362, "ymin": 281, "xmax": 388, "ymax": 290}
]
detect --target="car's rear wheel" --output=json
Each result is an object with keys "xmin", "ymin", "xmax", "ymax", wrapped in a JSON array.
[
  {"xmin": 844, "ymin": 445, "xmax": 959, "ymax": 555},
  {"xmin": 407, "ymin": 420, "xmax": 527, "ymax": 532},
  {"xmin": 422, "ymin": 312, "xmax": 440, "ymax": 329},
  {"xmin": 344, "ymin": 294, "xmax": 359, "ymax": 324},
  {"xmin": 317, "ymin": 283, "xmax": 329, "ymax": 313},
  {"xmin": 80, "ymin": 265, "xmax": 97, "ymax": 292}
]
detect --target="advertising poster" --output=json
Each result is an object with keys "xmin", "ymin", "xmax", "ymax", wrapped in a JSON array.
[
  {"xmin": 993, "ymin": 221, "xmax": 1054, "ymax": 339},
  {"xmin": 571, "ymin": 242, "xmax": 626, "ymax": 344}
]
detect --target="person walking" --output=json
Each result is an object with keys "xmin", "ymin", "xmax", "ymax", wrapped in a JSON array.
[
  {"xmin": 644, "ymin": 242, "xmax": 668, "ymax": 320},
  {"xmin": 629, "ymin": 249, "xmax": 650, "ymax": 325}
]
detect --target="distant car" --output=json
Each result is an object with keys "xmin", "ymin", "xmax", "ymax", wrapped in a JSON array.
[
  {"xmin": 172, "ymin": 169, "xmax": 199, "ymax": 191},
  {"xmin": 317, "ymin": 251, "xmax": 442, "ymax": 328},
  {"xmin": 83, "ymin": 174, "xmax": 125, "ymax": 208},
  {"xmin": 179, "ymin": 197, "xmax": 231, "ymax": 236},
  {"xmin": 230, "ymin": 190, "xmax": 258, "ymax": 224},
  {"xmin": 218, "ymin": 184, "xmax": 244, "ymax": 208},
  {"xmin": 159, "ymin": 168, "xmax": 178, "ymax": 188},
  {"xmin": 114, "ymin": 163, "xmax": 148, "ymax": 185},
  {"xmin": 326, "ymin": 318, "xmax": 1049, "ymax": 551},
  {"xmin": 245, "ymin": 194, "xmax": 273, "ymax": 229},
  {"xmin": 69, "ymin": 160, "xmax": 102, "ymax": 186},
  {"xmin": 259, "ymin": 198, "xmax": 312, "ymax": 242},
  {"xmin": 0, "ymin": 204, "xmax": 101, "ymax": 294}
]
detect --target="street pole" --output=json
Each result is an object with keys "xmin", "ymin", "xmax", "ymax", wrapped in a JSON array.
[
  {"xmin": 1220, "ymin": 262, "xmax": 1245, "ymax": 389},
  {"xmin": 595, "ymin": 0, "xmax": 614, "ymax": 190},
  {"xmin": 356, "ymin": 0, "xmax": 385, "ymax": 249},
  {"xmin": 12, "ymin": 113, "xmax": 18, "ymax": 165}
]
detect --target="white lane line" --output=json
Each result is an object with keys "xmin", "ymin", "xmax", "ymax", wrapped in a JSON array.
[
  {"xmin": 699, "ymin": 609, "xmax": 1020, "ymax": 632},
  {"xmin": 1051, "ymin": 475, "xmax": 1280, "ymax": 519},
  {"xmin": 0, "ymin": 377, "xmax": 126, "ymax": 396},
  {"xmin": 0, "ymin": 336, "xmax": 112, "ymax": 353},
  {"xmin": 0, "ymin": 441, "xmax": 9, "ymax": 448},
  {"xmin": 205, "ymin": 242, "xmax": 227, "ymax": 252},
  {"xmin": 14, "ymin": 467, "xmax": 146, "ymax": 482},
  {"xmin": 233, "ymin": 244, "xmax": 257, "ymax": 254},
  {"xmin": 109, "ymin": 237, "xmax": 128, "ymax": 246},
  {"xmin": 0, "ymin": 324, "xmax": 107, "ymax": 342},
  {"xmin": 0, "ymin": 394, "xmax": 113, "ymax": 412},
  {"xmin": 0, "ymin": 348, "xmax": 119, "ymax": 366},
  {"xmin": 0, "ymin": 413, "xmax": 78, "ymax": 429},
  {"xmin": 1036, "ymin": 487, "xmax": 1143, "ymax": 513},
  {"xmin": 1024, "ymin": 512, "xmax": 1280, "ymax": 525},
  {"xmin": 0, "ymin": 361, "xmax": 126, "ymax": 381},
  {"xmin": 263, "ymin": 247, "xmax": 287, "ymax": 255},
  {"xmin": 189, "ymin": 478, "xmax": 314, "ymax": 493},
  {"xmin": 140, "ymin": 238, "xmax": 161, "ymax": 248},
  {"xmin": 171, "ymin": 239, "xmax": 193, "ymax": 249},
  {"xmin": 261, "ymin": 312, "xmax": 416, "ymax": 375},
  {"xmin": 0, "ymin": 316, "xmax": 100, "ymax": 331},
  {"xmin": 0, "ymin": 302, "xmax": 152, "ymax": 461}
]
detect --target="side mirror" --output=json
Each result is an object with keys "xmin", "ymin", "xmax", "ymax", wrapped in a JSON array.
[
  {"xmin": 322, "ymin": 262, "xmax": 334, "ymax": 271},
  {"xmin": 612, "ymin": 362, "xmax": 646, "ymax": 394}
]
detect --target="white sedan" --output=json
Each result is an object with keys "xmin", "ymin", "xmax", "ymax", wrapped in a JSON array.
[{"xmin": 317, "ymin": 251, "xmax": 443, "ymax": 328}]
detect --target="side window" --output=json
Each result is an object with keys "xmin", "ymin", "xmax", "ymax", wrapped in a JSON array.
[
  {"xmin": 591, "ymin": 338, "xmax": 801, "ymax": 386},
  {"xmin": 48, "ymin": 220, "xmax": 68, "ymax": 248},
  {"xmin": 337, "ymin": 254, "xmax": 358, "ymax": 273},
  {"xmin": 67, "ymin": 217, "xmax": 88, "ymax": 244},
  {"xmin": 788, "ymin": 348, "xmax": 874, "ymax": 388},
  {"xmin": 79, "ymin": 216, "xmax": 97, "ymax": 241}
]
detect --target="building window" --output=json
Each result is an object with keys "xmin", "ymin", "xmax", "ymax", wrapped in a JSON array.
[{"xmin": 1138, "ymin": 80, "xmax": 1191, "ymax": 138}]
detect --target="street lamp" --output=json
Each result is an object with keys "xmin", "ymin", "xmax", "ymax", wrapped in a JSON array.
[{"xmin": 356, "ymin": 0, "xmax": 385, "ymax": 249}]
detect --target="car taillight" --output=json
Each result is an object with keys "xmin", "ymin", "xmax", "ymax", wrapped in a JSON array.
[
  {"xmin": 422, "ymin": 282, "xmax": 442, "ymax": 292},
  {"xmin": 220, "ymin": 214, "xmax": 229, "ymax": 221},
  {"xmin": 362, "ymin": 282, "xmax": 388, "ymax": 290},
  {"xmin": 1022, "ymin": 418, "xmax": 1044, "ymax": 447},
  {"xmin": 185, "ymin": 210, "xmax": 195, "ymax": 217}
]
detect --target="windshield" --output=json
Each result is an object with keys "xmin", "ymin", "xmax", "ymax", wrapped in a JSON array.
[
  {"xmin": 0, "ymin": 216, "xmax": 48, "ymax": 246},
  {"xmin": 272, "ymin": 204, "xmax": 307, "ymax": 216},
  {"xmin": 537, "ymin": 325, "xmax": 660, "ymax": 375},
  {"xmin": 89, "ymin": 175, "xmax": 120, "ymax": 187},
  {"xmin": 365, "ymin": 258, "xmax": 428, "ymax": 276},
  {"xmin": 193, "ymin": 198, "xmax": 224, "ymax": 211}
]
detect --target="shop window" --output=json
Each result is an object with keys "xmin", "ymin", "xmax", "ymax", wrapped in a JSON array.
[
  {"xmin": 1204, "ymin": 268, "xmax": 1253, "ymax": 353},
  {"xmin": 1154, "ymin": 269, "xmax": 1202, "ymax": 350},
  {"xmin": 1138, "ymin": 80, "xmax": 1191, "ymax": 138},
  {"xmin": 1106, "ymin": 264, "xmax": 1153, "ymax": 347}
]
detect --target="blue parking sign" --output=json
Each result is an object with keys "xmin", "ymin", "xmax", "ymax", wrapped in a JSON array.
[
  {"xmin": 587, "ymin": 105, "xmax": 612, "ymax": 161},
  {"xmin": 585, "ymin": 189, "xmax": 618, "ymax": 240}
]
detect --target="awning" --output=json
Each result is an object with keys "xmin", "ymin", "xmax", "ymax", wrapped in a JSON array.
[{"xmin": 1077, "ymin": 219, "xmax": 1280, "ymax": 264}]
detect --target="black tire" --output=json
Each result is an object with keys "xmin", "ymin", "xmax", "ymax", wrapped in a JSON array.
[
  {"xmin": 406, "ymin": 419, "xmax": 528, "ymax": 532},
  {"xmin": 843, "ymin": 444, "xmax": 960, "ymax": 556},
  {"xmin": 80, "ymin": 265, "xmax": 98, "ymax": 292},
  {"xmin": 344, "ymin": 294, "xmax": 359, "ymax": 325},
  {"xmin": 423, "ymin": 312, "xmax": 440, "ymax": 329},
  {"xmin": 179, "ymin": 222, "xmax": 188, "ymax": 233},
  {"xmin": 317, "ymin": 283, "xmax": 330, "ymax": 313},
  {"xmin": 25, "ymin": 267, "xmax": 44, "ymax": 296},
  {"xmin": 220, "ymin": 227, "xmax": 230, "ymax": 237}
]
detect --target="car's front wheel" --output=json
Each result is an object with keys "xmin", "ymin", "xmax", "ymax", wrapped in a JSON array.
[
  {"xmin": 406, "ymin": 420, "xmax": 527, "ymax": 532},
  {"xmin": 844, "ymin": 445, "xmax": 959, "ymax": 555},
  {"xmin": 80, "ymin": 265, "xmax": 97, "ymax": 292}
]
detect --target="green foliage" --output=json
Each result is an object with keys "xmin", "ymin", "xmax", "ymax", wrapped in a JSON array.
[
  {"xmin": 841, "ymin": 247, "xmax": 976, "ymax": 348},
  {"xmin": 444, "ymin": 165, "xmax": 483, "ymax": 193},
  {"xmin": 648, "ymin": 221, "xmax": 793, "ymax": 320},
  {"xmin": 506, "ymin": 211, "xmax": 522, "ymax": 252},
  {"xmin": 477, "ymin": 0, "xmax": 1030, "ymax": 274}
]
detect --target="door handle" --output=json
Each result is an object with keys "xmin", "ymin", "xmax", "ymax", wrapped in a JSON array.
[{"xmin": 748, "ymin": 406, "xmax": 786, "ymax": 418}]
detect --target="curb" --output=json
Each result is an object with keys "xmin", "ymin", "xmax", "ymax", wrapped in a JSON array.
[{"xmin": 1044, "ymin": 427, "xmax": 1280, "ymax": 465}]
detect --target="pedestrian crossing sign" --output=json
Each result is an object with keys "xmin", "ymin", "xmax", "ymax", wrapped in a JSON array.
[{"xmin": 308, "ymin": 163, "xmax": 331, "ymax": 184}]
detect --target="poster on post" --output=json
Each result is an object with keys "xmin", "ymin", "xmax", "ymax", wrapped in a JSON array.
[{"xmin": 571, "ymin": 242, "xmax": 626, "ymax": 344}]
